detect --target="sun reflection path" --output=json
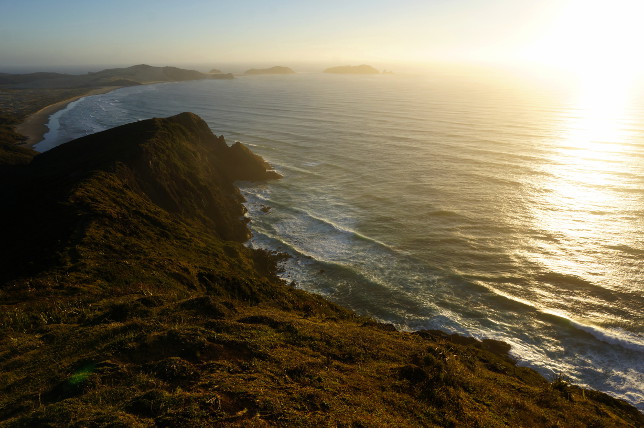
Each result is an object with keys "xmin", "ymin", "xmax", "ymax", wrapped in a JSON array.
[
  {"xmin": 523, "ymin": 76, "xmax": 642, "ymax": 323},
  {"xmin": 562, "ymin": 74, "xmax": 634, "ymax": 153}
]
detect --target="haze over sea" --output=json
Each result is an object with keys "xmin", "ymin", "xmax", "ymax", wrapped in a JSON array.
[{"xmin": 37, "ymin": 70, "xmax": 644, "ymax": 409}]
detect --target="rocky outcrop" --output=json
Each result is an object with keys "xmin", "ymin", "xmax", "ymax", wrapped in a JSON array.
[{"xmin": 226, "ymin": 141, "xmax": 282, "ymax": 181}]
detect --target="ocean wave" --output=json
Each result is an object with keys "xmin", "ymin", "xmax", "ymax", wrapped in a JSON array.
[
  {"xmin": 606, "ymin": 244, "xmax": 644, "ymax": 256},
  {"xmin": 301, "ymin": 210, "xmax": 395, "ymax": 251},
  {"xmin": 540, "ymin": 310, "xmax": 644, "ymax": 353},
  {"xmin": 248, "ymin": 228, "xmax": 437, "ymax": 315},
  {"xmin": 274, "ymin": 164, "xmax": 320, "ymax": 176},
  {"xmin": 242, "ymin": 190, "xmax": 398, "ymax": 256}
]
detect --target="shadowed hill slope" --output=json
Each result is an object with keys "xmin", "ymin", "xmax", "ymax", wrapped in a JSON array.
[
  {"xmin": 0, "ymin": 113, "xmax": 278, "ymax": 283},
  {"xmin": 0, "ymin": 114, "xmax": 641, "ymax": 427}
]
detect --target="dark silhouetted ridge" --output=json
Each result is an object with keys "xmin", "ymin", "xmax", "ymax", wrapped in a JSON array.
[{"xmin": 0, "ymin": 112, "xmax": 279, "ymax": 281}]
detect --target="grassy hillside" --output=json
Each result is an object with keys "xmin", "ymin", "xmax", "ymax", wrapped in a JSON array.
[{"xmin": 0, "ymin": 113, "xmax": 641, "ymax": 427}]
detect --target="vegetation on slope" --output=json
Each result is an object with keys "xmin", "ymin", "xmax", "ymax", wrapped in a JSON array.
[
  {"xmin": 0, "ymin": 114, "xmax": 34, "ymax": 165},
  {"xmin": 0, "ymin": 113, "xmax": 641, "ymax": 427}
]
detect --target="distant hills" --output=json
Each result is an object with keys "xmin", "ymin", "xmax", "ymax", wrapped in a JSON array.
[
  {"xmin": 244, "ymin": 66, "xmax": 295, "ymax": 75},
  {"xmin": 324, "ymin": 64, "xmax": 380, "ymax": 74},
  {"xmin": 0, "ymin": 72, "xmax": 70, "ymax": 85},
  {"xmin": 0, "ymin": 64, "xmax": 233, "ymax": 90}
]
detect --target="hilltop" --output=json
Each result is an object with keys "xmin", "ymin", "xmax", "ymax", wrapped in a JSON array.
[
  {"xmin": 0, "ymin": 113, "xmax": 641, "ymax": 426},
  {"xmin": 324, "ymin": 64, "xmax": 380, "ymax": 74}
]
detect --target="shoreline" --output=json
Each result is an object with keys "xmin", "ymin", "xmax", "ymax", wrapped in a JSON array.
[{"xmin": 15, "ymin": 86, "xmax": 124, "ymax": 149}]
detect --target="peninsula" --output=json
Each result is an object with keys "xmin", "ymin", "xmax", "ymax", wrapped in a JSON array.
[
  {"xmin": 0, "ymin": 112, "xmax": 641, "ymax": 426},
  {"xmin": 324, "ymin": 64, "xmax": 380, "ymax": 74}
]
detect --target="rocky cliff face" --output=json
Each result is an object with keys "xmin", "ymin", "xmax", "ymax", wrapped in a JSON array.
[{"xmin": 0, "ymin": 112, "xmax": 278, "ymax": 281}]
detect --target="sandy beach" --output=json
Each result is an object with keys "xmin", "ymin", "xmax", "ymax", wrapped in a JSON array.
[{"xmin": 16, "ymin": 86, "xmax": 122, "ymax": 149}]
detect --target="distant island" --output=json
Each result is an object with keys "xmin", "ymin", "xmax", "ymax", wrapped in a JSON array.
[
  {"xmin": 324, "ymin": 64, "xmax": 380, "ymax": 74},
  {"xmin": 209, "ymin": 68, "xmax": 223, "ymax": 74},
  {"xmin": 244, "ymin": 66, "xmax": 295, "ymax": 75}
]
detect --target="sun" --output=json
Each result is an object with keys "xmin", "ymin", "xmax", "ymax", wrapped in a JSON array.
[{"xmin": 522, "ymin": 0, "xmax": 644, "ymax": 82}]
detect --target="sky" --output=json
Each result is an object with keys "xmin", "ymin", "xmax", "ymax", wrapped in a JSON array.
[{"xmin": 1, "ymin": 0, "xmax": 644, "ymax": 75}]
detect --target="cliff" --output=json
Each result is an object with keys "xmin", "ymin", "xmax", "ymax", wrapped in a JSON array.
[
  {"xmin": 0, "ymin": 114, "xmax": 641, "ymax": 427},
  {"xmin": 244, "ymin": 66, "xmax": 296, "ymax": 75},
  {"xmin": 324, "ymin": 64, "xmax": 380, "ymax": 74}
]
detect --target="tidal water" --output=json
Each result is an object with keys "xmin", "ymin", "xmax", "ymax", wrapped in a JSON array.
[{"xmin": 37, "ymin": 71, "xmax": 644, "ymax": 409}]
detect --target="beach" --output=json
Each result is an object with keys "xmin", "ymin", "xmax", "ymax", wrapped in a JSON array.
[{"xmin": 15, "ymin": 86, "xmax": 121, "ymax": 149}]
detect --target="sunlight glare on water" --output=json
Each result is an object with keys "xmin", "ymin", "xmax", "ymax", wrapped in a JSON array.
[{"xmin": 526, "ymin": 75, "xmax": 641, "ymax": 310}]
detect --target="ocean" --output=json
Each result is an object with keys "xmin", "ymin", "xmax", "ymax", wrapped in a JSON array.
[{"xmin": 36, "ymin": 70, "xmax": 644, "ymax": 409}]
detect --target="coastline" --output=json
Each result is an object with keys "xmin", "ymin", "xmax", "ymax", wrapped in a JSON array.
[{"xmin": 15, "ymin": 86, "xmax": 123, "ymax": 149}]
